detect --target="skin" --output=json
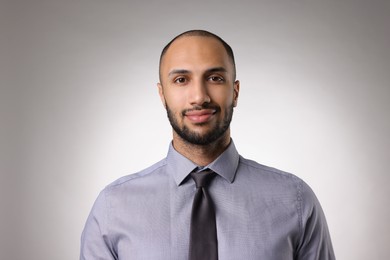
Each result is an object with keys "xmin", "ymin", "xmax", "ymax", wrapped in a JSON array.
[{"xmin": 158, "ymin": 36, "xmax": 240, "ymax": 166}]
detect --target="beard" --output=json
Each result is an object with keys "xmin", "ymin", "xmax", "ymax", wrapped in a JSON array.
[{"xmin": 166, "ymin": 103, "xmax": 234, "ymax": 145}]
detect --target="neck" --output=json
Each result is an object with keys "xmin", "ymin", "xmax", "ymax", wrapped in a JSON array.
[{"xmin": 172, "ymin": 130, "xmax": 231, "ymax": 166}]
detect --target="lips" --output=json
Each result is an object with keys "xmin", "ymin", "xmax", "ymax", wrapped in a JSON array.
[{"xmin": 184, "ymin": 109, "xmax": 216, "ymax": 124}]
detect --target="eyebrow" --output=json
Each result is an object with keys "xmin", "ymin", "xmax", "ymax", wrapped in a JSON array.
[
  {"xmin": 168, "ymin": 69, "xmax": 190, "ymax": 77},
  {"xmin": 168, "ymin": 67, "xmax": 228, "ymax": 77},
  {"xmin": 207, "ymin": 67, "xmax": 228, "ymax": 74}
]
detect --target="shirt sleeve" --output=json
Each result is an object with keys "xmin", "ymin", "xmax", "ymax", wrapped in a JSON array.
[
  {"xmin": 80, "ymin": 189, "xmax": 117, "ymax": 260},
  {"xmin": 295, "ymin": 180, "xmax": 336, "ymax": 260}
]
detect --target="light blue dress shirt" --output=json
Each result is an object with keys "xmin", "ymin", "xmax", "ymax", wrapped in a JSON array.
[{"xmin": 80, "ymin": 141, "xmax": 335, "ymax": 259}]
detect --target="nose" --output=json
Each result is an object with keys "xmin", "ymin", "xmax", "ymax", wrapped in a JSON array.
[{"xmin": 188, "ymin": 79, "xmax": 210, "ymax": 106}]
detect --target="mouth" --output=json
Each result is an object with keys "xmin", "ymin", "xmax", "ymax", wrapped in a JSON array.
[{"xmin": 184, "ymin": 108, "xmax": 217, "ymax": 124}]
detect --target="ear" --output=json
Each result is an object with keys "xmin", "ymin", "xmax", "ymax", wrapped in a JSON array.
[
  {"xmin": 233, "ymin": 80, "xmax": 240, "ymax": 107},
  {"xmin": 157, "ymin": 83, "xmax": 166, "ymax": 108}
]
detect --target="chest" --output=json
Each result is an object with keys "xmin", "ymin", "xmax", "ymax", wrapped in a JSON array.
[{"xmin": 108, "ymin": 181, "xmax": 299, "ymax": 260}]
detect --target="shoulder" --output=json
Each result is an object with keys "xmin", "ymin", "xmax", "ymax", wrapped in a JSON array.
[
  {"xmin": 238, "ymin": 155, "xmax": 327, "ymax": 228},
  {"xmin": 237, "ymin": 155, "xmax": 318, "ymax": 207},
  {"xmin": 95, "ymin": 158, "xmax": 169, "ymax": 201},
  {"xmin": 93, "ymin": 158, "xmax": 170, "ymax": 209},
  {"xmin": 107, "ymin": 158, "xmax": 167, "ymax": 188},
  {"xmin": 238, "ymin": 155, "xmax": 302, "ymax": 185}
]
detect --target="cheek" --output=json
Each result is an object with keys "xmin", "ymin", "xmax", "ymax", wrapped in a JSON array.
[
  {"xmin": 164, "ymin": 91, "xmax": 186, "ymax": 111},
  {"xmin": 210, "ymin": 89, "xmax": 234, "ymax": 107}
]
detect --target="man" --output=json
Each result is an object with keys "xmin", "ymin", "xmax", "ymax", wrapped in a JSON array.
[{"xmin": 80, "ymin": 30, "xmax": 335, "ymax": 260}]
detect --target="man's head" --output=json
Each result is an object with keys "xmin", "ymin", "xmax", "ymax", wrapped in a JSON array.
[{"xmin": 158, "ymin": 30, "xmax": 239, "ymax": 146}]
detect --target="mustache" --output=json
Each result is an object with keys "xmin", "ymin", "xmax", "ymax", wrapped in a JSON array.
[{"xmin": 181, "ymin": 104, "xmax": 221, "ymax": 116}]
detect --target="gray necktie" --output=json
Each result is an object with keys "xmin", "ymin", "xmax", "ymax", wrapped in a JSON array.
[{"xmin": 189, "ymin": 169, "xmax": 218, "ymax": 260}]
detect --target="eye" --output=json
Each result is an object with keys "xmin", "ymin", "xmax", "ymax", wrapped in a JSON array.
[
  {"xmin": 174, "ymin": 77, "xmax": 187, "ymax": 84},
  {"xmin": 208, "ymin": 76, "xmax": 224, "ymax": 83}
]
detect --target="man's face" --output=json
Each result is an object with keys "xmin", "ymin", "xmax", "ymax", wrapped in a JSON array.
[{"xmin": 158, "ymin": 36, "xmax": 239, "ymax": 145}]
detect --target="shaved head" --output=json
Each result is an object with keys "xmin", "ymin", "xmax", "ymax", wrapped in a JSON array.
[{"xmin": 159, "ymin": 30, "xmax": 236, "ymax": 83}]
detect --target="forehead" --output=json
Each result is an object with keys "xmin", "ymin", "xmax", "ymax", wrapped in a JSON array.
[{"xmin": 161, "ymin": 36, "xmax": 232, "ymax": 74}]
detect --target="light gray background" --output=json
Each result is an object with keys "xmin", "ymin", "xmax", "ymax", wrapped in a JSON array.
[{"xmin": 1, "ymin": 0, "xmax": 389, "ymax": 259}]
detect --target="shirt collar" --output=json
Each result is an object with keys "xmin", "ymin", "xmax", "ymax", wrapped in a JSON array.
[{"xmin": 166, "ymin": 139, "xmax": 240, "ymax": 186}]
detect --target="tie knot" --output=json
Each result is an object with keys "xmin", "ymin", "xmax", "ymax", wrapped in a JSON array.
[{"xmin": 190, "ymin": 169, "xmax": 216, "ymax": 188}]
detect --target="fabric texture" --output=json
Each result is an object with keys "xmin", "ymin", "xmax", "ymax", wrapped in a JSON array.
[{"xmin": 80, "ymin": 140, "xmax": 335, "ymax": 260}]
